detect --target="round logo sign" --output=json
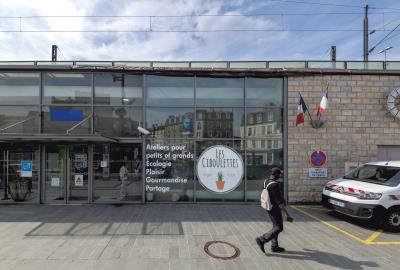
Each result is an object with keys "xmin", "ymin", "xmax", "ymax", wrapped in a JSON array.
[
  {"xmin": 196, "ymin": 145, "xmax": 244, "ymax": 193},
  {"xmin": 309, "ymin": 150, "xmax": 327, "ymax": 167},
  {"xmin": 387, "ymin": 88, "xmax": 400, "ymax": 119}
]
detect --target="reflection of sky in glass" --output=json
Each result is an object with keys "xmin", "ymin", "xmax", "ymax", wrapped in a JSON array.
[
  {"xmin": 147, "ymin": 87, "xmax": 194, "ymax": 106},
  {"xmin": 147, "ymin": 75, "xmax": 194, "ymax": 107},
  {"xmin": 196, "ymin": 88, "xmax": 244, "ymax": 106},
  {"xmin": 246, "ymin": 78, "xmax": 283, "ymax": 107},
  {"xmin": 246, "ymin": 88, "xmax": 282, "ymax": 106},
  {"xmin": 0, "ymin": 86, "xmax": 39, "ymax": 104},
  {"xmin": 196, "ymin": 77, "xmax": 244, "ymax": 107},
  {"xmin": 43, "ymin": 73, "xmax": 91, "ymax": 104}
]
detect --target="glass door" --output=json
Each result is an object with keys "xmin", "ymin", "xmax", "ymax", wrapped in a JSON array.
[
  {"xmin": 44, "ymin": 144, "xmax": 89, "ymax": 204},
  {"xmin": 44, "ymin": 144, "xmax": 66, "ymax": 203},
  {"xmin": 68, "ymin": 144, "xmax": 89, "ymax": 202},
  {"xmin": 0, "ymin": 144, "xmax": 39, "ymax": 203}
]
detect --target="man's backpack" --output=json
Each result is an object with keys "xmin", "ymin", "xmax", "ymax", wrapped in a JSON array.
[{"xmin": 260, "ymin": 181, "xmax": 275, "ymax": 210}]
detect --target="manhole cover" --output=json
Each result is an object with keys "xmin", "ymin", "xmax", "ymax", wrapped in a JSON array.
[{"xmin": 204, "ymin": 241, "xmax": 240, "ymax": 260}]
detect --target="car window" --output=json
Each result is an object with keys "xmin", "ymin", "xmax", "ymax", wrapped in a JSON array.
[{"xmin": 344, "ymin": 165, "xmax": 400, "ymax": 186}]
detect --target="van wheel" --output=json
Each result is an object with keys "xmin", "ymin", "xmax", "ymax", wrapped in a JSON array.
[{"xmin": 384, "ymin": 208, "xmax": 400, "ymax": 232}]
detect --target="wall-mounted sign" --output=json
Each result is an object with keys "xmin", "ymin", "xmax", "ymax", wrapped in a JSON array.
[
  {"xmin": 309, "ymin": 168, "xmax": 328, "ymax": 178},
  {"xmin": 74, "ymin": 153, "xmax": 87, "ymax": 169},
  {"xmin": 74, "ymin": 174, "xmax": 84, "ymax": 186},
  {"xmin": 100, "ymin": 160, "xmax": 108, "ymax": 168},
  {"xmin": 196, "ymin": 145, "xmax": 243, "ymax": 193},
  {"xmin": 387, "ymin": 88, "xmax": 400, "ymax": 119},
  {"xmin": 51, "ymin": 176, "xmax": 60, "ymax": 187},
  {"xmin": 20, "ymin": 160, "xmax": 32, "ymax": 177},
  {"xmin": 309, "ymin": 150, "xmax": 327, "ymax": 167}
]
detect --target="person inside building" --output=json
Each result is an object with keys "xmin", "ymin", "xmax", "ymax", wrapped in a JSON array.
[
  {"xmin": 256, "ymin": 167, "xmax": 293, "ymax": 253},
  {"xmin": 119, "ymin": 163, "xmax": 129, "ymax": 199}
]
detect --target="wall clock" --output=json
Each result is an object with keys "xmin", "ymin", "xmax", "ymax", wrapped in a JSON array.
[{"xmin": 387, "ymin": 88, "xmax": 400, "ymax": 119}]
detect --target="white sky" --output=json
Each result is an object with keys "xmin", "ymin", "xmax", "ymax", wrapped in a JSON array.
[{"xmin": 0, "ymin": 0, "xmax": 400, "ymax": 61}]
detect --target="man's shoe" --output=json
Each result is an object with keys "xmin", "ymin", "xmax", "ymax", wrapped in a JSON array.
[
  {"xmin": 255, "ymin": 237, "xmax": 266, "ymax": 253},
  {"xmin": 271, "ymin": 246, "xmax": 285, "ymax": 253}
]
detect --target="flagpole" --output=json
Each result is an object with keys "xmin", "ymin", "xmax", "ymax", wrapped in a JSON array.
[{"xmin": 307, "ymin": 107, "xmax": 314, "ymax": 127}]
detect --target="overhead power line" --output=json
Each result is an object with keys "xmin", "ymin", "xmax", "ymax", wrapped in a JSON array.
[
  {"xmin": 369, "ymin": 22, "xmax": 400, "ymax": 53},
  {"xmin": 0, "ymin": 12, "xmax": 399, "ymax": 19},
  {"xmin": 371, "ymin": 16, "xmax": 400, "ymax": 31},
  {"xmin": 383, "ymin": 30, "xmax": 400, "ymax": 43},
  {"xmin": 267, "ymin": 0, "xmax": 400, "ymax": 11},
  {"xmin": 267, "ymin": 0, "xmax": 363, "ymax": 9},
  {"xmin": 2, "ymin": 29, "xmax": 400, "ymax": 33}
]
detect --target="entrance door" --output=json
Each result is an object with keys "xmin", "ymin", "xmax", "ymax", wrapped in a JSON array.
[
  {"xmin": 44, "ymin": 144, "xmax": 89, "ymax": 203},
  {"xmin": 0, "ymin": 145, "xmax": 39, "ymax": 203}
]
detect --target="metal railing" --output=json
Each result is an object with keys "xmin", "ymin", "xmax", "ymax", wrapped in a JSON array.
[{"xmin": 1, "ymin": 60, "xmax": 400, "ymax": 70}]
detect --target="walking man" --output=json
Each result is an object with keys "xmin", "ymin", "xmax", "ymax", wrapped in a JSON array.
[{"xmin": 256, "ymin": 167, "xmax": 293, "ymax": 253}]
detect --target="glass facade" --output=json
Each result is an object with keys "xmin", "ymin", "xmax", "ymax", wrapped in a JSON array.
[
  {"xmin": 0, "ymin": 72, "xmax": 284, "ymax": 204},
  {"xmin": 0, "ymin": 73, "xmax": 40, "ymax": 105},
  {"xmin": 93, "ymin": 143, "xmax": 142, "ymax": 203}
]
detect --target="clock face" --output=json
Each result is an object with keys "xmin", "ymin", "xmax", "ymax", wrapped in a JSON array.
[{"xmin": 387, "ymin": 88, "xmax": 400, "ymax": 119}]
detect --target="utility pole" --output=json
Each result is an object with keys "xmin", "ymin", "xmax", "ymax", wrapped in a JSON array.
[
  {"xmin": 363, "ymin": 5, "xmax": 369, "ymax": 61},
  {"xmin": 330, "ymin": 46, "xmax": 336, "ymax": 61},
  {"xmin": 51, "ymin": 45, "xmax": 57, "ymax": 61}
]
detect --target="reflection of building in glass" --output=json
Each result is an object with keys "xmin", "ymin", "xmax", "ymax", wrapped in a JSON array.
[
  {"xmin": 50, "ymin": 92, "xmax": 91, "ymax": 104},
  {"xmin": 241, "ymin": 108, "xmax": 283, "ymax": 166},
  {"xmin": 196, "ymin": 109, "xmax": 233, "ymax": 138},
  {"xmin": 152, "ymin": 112, "xmax": 194, "ymax": 138},
  {"xmin": 94, "ymin": 107, "xmax": 140, "ymax": 136}
]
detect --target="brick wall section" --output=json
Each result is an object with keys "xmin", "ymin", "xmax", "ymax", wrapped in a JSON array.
[{"xmin": 287, "ymin": 75, "xmax": 400, "ymax": 202}]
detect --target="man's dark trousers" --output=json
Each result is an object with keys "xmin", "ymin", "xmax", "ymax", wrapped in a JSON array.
[{"xmin": 262, "ymin": 205, "xmax": 283, "ymax": 247}]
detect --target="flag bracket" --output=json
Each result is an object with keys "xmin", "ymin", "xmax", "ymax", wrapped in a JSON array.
[{"xmin": 310, "ymin": 119, "xmax": 327, "ymax": 129}]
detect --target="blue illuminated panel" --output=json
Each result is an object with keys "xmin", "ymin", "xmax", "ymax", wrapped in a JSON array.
[{"xmin": 50, "ymin": 109, "xmax": 84, "ymax": 121}]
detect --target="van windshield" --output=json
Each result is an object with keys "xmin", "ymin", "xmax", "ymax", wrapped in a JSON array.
[{"xmin": 343, "ymin": 165, "xmax": 400, "ymax": 186}]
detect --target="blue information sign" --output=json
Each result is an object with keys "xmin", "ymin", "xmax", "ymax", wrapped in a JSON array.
[{"xmin": 21, "ymin": 160, "xmax": 32, "ymax": 177}]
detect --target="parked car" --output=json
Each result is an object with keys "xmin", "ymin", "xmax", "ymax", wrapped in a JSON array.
[{"xmin": 322, "ymin": 161, "xmax": 400, "ymax": 232}]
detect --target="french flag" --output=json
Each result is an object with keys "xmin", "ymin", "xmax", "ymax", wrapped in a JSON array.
[
  {"xmin": 317, "ymin": 91, "xmax": 328, "ymax": 117},
  {"xmin": 296, "ymin": 95, "xmax": 308, "ymax": 126}
]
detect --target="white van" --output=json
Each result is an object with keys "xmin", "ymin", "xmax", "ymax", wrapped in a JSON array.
[{"xmin": 322, "ymin": 161, "xmax": 400, "ymax": 232}]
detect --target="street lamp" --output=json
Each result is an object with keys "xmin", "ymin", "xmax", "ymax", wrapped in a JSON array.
[{"xmin": 378, "ymin": 46, "xmax": 393, "ymax": 62}]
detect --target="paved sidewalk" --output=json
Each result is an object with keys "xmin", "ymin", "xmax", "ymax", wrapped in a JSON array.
[{"xmin": 0, "ymin": 204, "xmax": 398, "ymax": 270}]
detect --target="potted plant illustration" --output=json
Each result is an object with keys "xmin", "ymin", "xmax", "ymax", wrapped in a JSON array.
[{"xmin": 215, "ymin": 171, "xmax": 225, "ymax": 190}]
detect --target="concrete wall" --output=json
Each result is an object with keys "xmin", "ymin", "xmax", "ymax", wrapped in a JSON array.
[{"xmin": 287, "ymin": 75, "xmax": 400, "ymax": 202}]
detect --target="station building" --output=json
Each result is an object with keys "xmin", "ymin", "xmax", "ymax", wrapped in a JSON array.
[{"xmin": 0, "ymin": 60, "xmax": 399, "ymax": 204}]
